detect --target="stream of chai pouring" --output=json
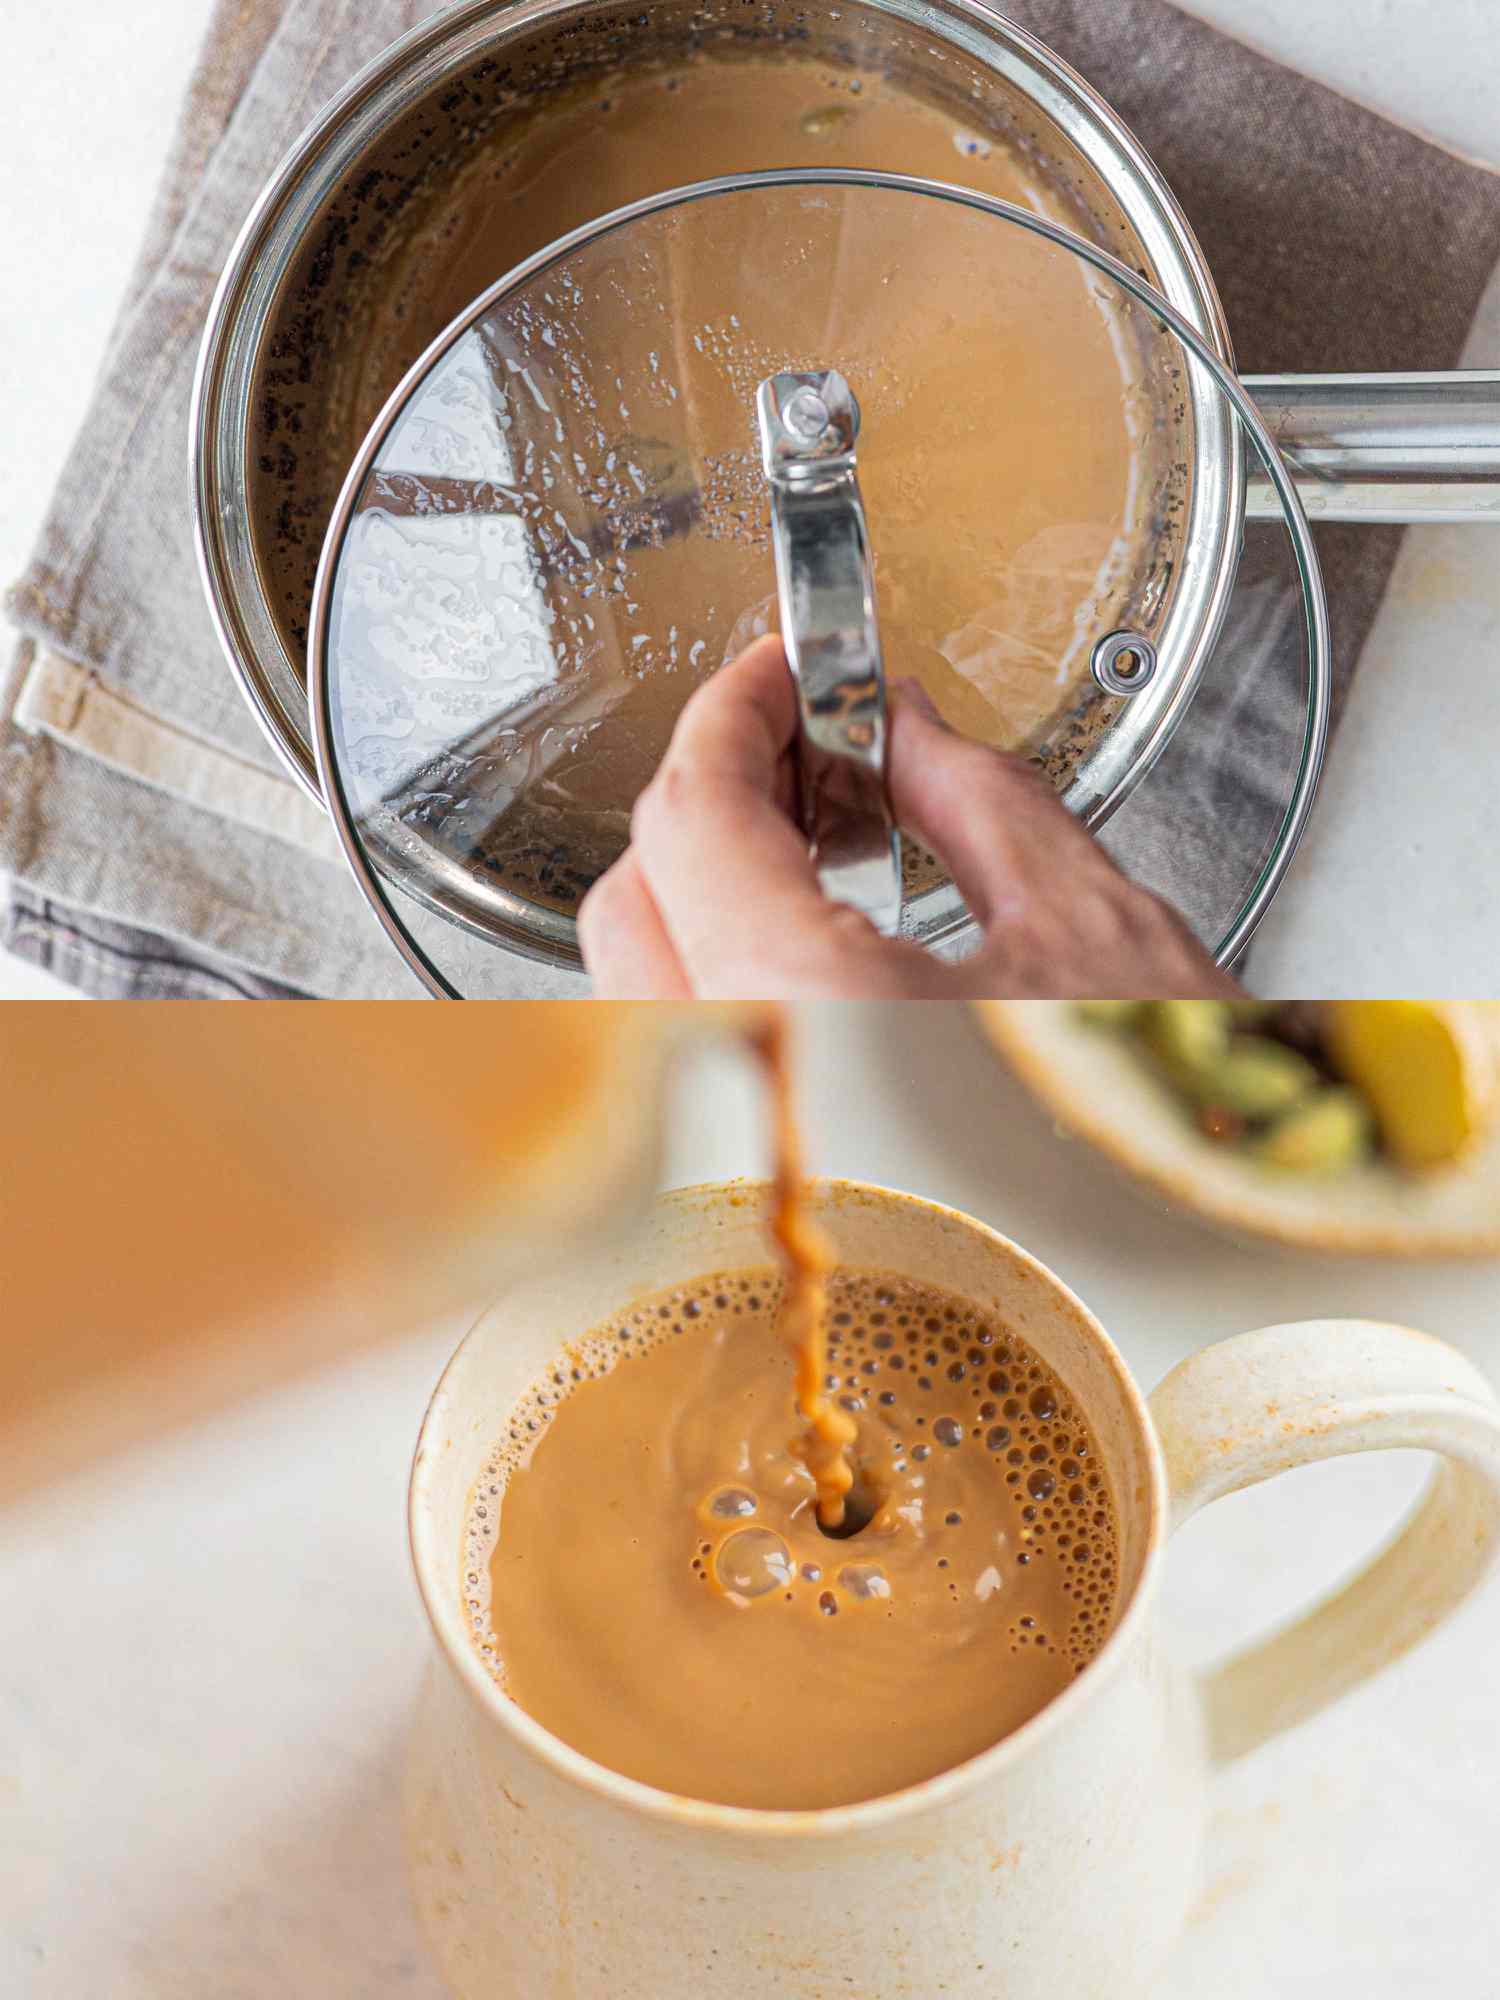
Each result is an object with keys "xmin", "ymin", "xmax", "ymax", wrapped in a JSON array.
[{"xmin": 748, "ymin": 1013, "xmax": 858, "ymax": 1529}]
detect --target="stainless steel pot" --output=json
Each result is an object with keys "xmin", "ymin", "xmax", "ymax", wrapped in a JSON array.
[{"xmin": 193, "ymin": 0, "xmax": 1243, "ymax": 809}]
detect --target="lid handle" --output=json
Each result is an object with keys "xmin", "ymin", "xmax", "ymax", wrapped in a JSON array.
[{"xmin": 756, "ymin": 370, "xmax": 903, "ymax": 928}]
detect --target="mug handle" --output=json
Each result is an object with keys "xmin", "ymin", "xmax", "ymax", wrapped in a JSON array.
[{"xmin": 1148, "ymin": 1319, "xmax": 1500, "ymax": 1765}]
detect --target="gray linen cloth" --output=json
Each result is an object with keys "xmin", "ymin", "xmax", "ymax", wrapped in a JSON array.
[{"xmin": 4, "ymin": 0, "xmax": 1499, "ymax": 996}]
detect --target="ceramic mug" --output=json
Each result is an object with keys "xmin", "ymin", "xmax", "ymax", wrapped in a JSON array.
[{"xmin": 406, "ymin": 1179, "xmax": 1500, "ymax": 1998}]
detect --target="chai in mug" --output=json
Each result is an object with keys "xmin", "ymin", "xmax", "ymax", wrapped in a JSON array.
[{"xmin": 466, "ymin": 1256, "xmax": 1120, "ymax": 1809}]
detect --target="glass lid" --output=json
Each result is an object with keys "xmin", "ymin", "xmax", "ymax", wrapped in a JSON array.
[{"xmin": 309, "ymin": 170, "xmax": 1328, "ymax": 997}]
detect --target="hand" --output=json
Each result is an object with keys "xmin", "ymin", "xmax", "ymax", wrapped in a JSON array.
[{"xmin": 579, "ymin": 636, "xmax": 1240, "ymax": 1000}]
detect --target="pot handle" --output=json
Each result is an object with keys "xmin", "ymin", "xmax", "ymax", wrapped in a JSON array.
[
  {"xmin": 1148, "ymin": 1318, "xmax": 1500, "ymax": 1766},
  {"xmin": 1244, "ymin": 371, "xmax": 1500, "ymax": 523}
]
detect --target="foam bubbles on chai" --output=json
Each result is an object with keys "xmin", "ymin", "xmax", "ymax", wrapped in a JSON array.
[{"xmin": 463, "ymin": 1268, "xmax": 1120, "ymax": 1811}]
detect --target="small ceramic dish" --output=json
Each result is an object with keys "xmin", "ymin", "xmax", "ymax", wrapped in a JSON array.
[{"xmin": 975, "ymin": 1002, "xmax": 1500, "ymax": 1259}]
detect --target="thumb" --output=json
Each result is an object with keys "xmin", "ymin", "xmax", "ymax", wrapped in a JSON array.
[{"xmin": 886, "ymin": 681, "xmax": 1100, "ymax": 927}]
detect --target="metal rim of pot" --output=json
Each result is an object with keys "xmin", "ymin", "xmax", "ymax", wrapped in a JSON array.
[
  {"xmin": 190, "ymin": 0, "xmax": 1244, "ymax": 810},
  {"xmin": 306, "ymin": 170, "xmax": 1330, "ymax": 999}
]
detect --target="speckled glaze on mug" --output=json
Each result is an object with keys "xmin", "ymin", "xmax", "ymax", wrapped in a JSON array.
[{"xmin": 406, "ymin": 1179, "xmax": 1500, "ymax": 1998}]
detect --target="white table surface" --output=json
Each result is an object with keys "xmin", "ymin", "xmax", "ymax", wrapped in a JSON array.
[
  {"xmin": 2, "ymin": 0, "xmax": 1500, "ymax": 998},
  {"xmin": 3, "ymin": 1003, "xmax": 1499, "ymax": 1995}
]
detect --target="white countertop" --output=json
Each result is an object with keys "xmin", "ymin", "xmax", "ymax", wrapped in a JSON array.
[
  {"xmin": 3, "ymin": 1004, "xmax": 1499, "ymax": 1994},
  {"xmin": 2, "ymin": 0, "xmax": 1499, "ymax": 998}
]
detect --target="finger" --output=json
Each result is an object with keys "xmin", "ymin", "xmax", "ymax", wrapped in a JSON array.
[
  {"xmin": 578, "ymin": 850, "xmax": 693, "ymax": 998},
  {"xmin": 959, "ymin": 889, "xmax": 1242, "ymax": 997},
  {"xmin": 956, "ymin": 876, "xmax": 1242, "ymax": 996},
  {"xmin": 675, "ymin": 632, "xmax": 800, "ymax": 788},
  {"xmin": 630, "ymin": 639, "xmax": 892, "ymax": 993},
  {"xmin": 887, "ymin": 683, "xmax": 1234, "ymax": 996},
  {"xmin": 886, "ymin": 688, "xmax": 1105, "ymax": 928},
  {"xmin": 700, "ymin": 633, "xmax": 803, "ymax": 821}
]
